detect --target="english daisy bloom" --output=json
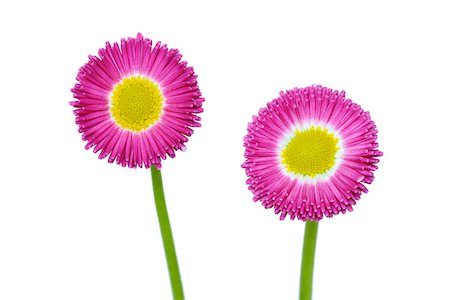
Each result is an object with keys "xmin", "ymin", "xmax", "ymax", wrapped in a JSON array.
[
  {"xmin": 70, "ymin": 34, "xmax": 204, "ymax": 299},
  {"xmin": 71, "ymin": 33, "xmax": 204, "ymax": 169},
  {"xmin": 243, "ymin": 85, "xmax": 382, "ymax": 300},
  {"xmin": 242, "ymin": 85, "xmax": 382, "ymax": 221}
]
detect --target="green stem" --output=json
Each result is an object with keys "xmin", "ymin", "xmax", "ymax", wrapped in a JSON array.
[
  {"xmin": 299, "ymin": 221, "xmax": 319, "ymax": 300},
  {"xmin": 151, "ymin": 166, "xmax": 184, "ymax": 300}
]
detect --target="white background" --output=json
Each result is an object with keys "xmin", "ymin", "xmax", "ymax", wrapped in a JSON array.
[{"xmin": 1, "ymin": 1, "xmax": 449, "ymax": 299}]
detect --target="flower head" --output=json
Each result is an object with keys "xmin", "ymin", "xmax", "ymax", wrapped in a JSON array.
[
  {"xmin": 71, "ymin": 33, "xmax": 204, "ymax": 169},
  {"xmin": 242, "ymin": 85, "xmax": 382, "ymax": 221}
]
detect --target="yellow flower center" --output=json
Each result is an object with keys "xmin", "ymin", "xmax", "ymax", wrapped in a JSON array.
[
  {"xmin": 110, "ymin": 75, "xmax": 164, "ymax": 132},
  {"xmin": 281, "ymin": 126, "xmax": 339, "ymax": 177}
]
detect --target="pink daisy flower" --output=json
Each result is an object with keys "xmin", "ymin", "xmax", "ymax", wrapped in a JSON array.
[
  {"xmin": 242, "ymin": 85, "xmax": 382, "ymax": 221},
  {"xmin": 71, "ymin": 33, "xmax": 204, "ymax": 169}
]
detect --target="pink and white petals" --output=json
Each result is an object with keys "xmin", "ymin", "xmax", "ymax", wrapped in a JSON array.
[{"xmin": 242, "ymin": 85, "xmax": 382, "ymax": 221}]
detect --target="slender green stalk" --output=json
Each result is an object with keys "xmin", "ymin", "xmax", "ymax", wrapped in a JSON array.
[
  {"xmin": 151, "ymin": 166, "xmax": 184, "ymax": 300},
  {"xmin": 299, "ymin": 221, "xmax": 319, "ymax": 300}
]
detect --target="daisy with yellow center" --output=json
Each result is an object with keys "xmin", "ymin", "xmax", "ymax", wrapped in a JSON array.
[
  {"xmin": 242, "ymin": 85, "xmax": 382, "ymax": 300},
  {"xmin": 71, "ymin": 34, "xmax": 205, "ymax": 300},
  {"xmin": 242, "ymin": 85, "xmax": 382, "ymax": 221},
  {"xmin": 71, "ymin": 33, "xmax": 204, "ymax": 169}
]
